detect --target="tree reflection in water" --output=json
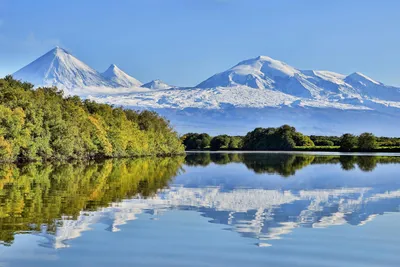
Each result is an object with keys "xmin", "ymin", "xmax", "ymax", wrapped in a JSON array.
[
  {"xmin": 185, "ymin": 152, "xmax": 400, "ymax": 176},
  {"xmin": 0, "ymin": 157, "xmax": 184, "ymax": 246}
]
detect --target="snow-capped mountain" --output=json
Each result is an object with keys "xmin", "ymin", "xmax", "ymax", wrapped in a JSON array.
[
  {"xmin": 11, "ymin": 49, "xmax": 400, "ymax": 135},
  {"xmin": 13, "ymin": 47, "xmax": 113, "ymax": 89},
  {"xmin": 196, "ymin": 55, "xmax": 400, "ymax": 100},
  {"xmin": 87, "ymin": 55, "xmax": 400, "ymax": 135},
  {"xmin": 101, "ymin": 64, "xmax": 142, "ymax": 87},
  {"xmin": 141, "ymin": 79, "xmax": 174, "ymax": 90},
  {"xmin": 12, "ymin": 47, "xmax": 142, "ymax": 90}
]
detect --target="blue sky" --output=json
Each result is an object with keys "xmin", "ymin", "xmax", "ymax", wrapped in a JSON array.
[{"xmin": 1, "ymin": 0, "xmax": 400, "ymax": 87}]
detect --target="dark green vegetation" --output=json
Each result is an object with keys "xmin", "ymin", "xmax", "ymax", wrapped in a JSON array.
[
  {"xmin": 0, "ymin": 157, "xmax": 184, "ymax": 246},
  {"xmin": 0, "ymin": 76, "xmax": 184, "ymax": 162},
  {"xmin": 181, "ymin": 133, "xmax": 242, "ymax": 150},
  {"xmin": 182, "ymin": 125, "xmax": 400, "ymax": 152},
  {"xmin": 185, "ymin": 152, "xmax": 400, "ymax": 176}
]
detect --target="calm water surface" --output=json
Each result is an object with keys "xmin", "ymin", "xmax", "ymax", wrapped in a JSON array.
[{"xmin": 1, "ymin": 153, "xmax": 400, "ymax": 267}]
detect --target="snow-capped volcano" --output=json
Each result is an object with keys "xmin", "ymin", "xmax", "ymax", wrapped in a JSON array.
[
  {"xmin": 101, "ymin": 64, "xmax": 142, "ymax": 87},
  {"xmin": 12, "ymin": 47, "xmax": 143, "ymax": 90},
  {"xmin": 196, "ymin": 55, "xmax": 400, "ymax": 100},
  {"xmin": 141, "ymin": 79, "xmax": 174, "ymax": 90},
  {"xmin": 13, "ymin": 47, "xmax": 112, "ymax": 89}
]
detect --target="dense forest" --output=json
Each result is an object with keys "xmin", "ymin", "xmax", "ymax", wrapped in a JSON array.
[
  {"xmin": 0, "ymin": 76, "xmax": 184, "ymax": 162},
  {"xmin": 182, "ymin": 125, "xmax": 400, "ymax": 152}
]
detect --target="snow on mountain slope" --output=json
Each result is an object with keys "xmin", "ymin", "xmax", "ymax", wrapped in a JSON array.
[
  {"xmin": 344, "ymin": 72, "xmax": 400, "ymax": 101},
  {"xmin": 196, "ymin": 56, "xmax": 313, "ymax": 97},
  {"xmin": 89, "ymin": 86, "xmax": 370, "ymax": 110},
  {"xmin": 196, "ymin": 55, "xmax": 400, "ymax": 101},
  {"xmin": 141, "ymin": 79, "xmax": 175, "ymax": 90},
  {"xmin": 13, "ymin": 47, "xmax": 113, "ymax": 89},
  {"xmin": 101, "ymin": 64, "xmax": 142, "ymax": 87}
]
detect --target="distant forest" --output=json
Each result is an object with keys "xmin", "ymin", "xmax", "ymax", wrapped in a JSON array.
[
  {"xmin": 0, "ymin": 76, "xmax": 184, "ymax": 162},
  {"xmin": 182, "ymin": 125, "xmax": 400, "ymax": 152}
]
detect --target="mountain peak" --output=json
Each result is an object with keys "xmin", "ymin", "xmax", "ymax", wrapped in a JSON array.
[
  {"xmin": 197, "ymin": 55, "xmax": 300, "ymax": 90},
  {"xmin": 13, "ymin": 46, "xmax": 109, "ymax": 89},
  {"xmin": 105, "ymin": 64, "xmax": 121, "ymax": 72},
  {"xmin": 51, "ymin": 46, "xmax": 70, "ymax": 55},
  {"xmin": 141, "ymin": 79, "xmax": 174, "ymax": 90},
  {"xmin": 346, "ymin": 72, "xmax": 380, "ymax": 85},
  {"xmin": 101, "ymin": 64, "xmax": 142, "ymax": 87},
  {"xmin": 255, "ymin": 55, "xmax": 275, "ymax": 61}
]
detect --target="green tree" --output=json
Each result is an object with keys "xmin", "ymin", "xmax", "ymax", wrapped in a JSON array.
[
  {"xmin": 358, "ymin": 132, "xmax": 377, "ymax": 151},
  {"xmin": 181, "ymin": 133, "xmax": 211, "ymax": 150},
  {"xmin": 242, "ymin": 125, "xmax": 302, "ymax": 151},
  {"xmin": 210, "ymin": 135, "xmax": 230, "ymax": 150},
  {"xmin": 228, "ymin": 136, "xmax": 243, "ymax": 149},
  {"xmin": 293, "ymin": 133, "xmax": 314, "ymax": 147},
  {"xmin": 339, "ymin": 134, "xmax": 357, "ymax": 151}
]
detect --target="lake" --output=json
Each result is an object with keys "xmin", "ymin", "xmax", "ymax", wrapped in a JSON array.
[{"xmin": 1, "ymin": 152, "xmax": 400, "ymax": 267}]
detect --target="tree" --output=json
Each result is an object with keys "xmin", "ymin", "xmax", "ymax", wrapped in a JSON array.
[
  {"xmin": 340, "ymin": 134, "xmax": 357, "ymax": 151},
  {"xmin": 210, "ymin": 135, "xmax": 230, "ymax": 150},
  {"xmin": 242, "ymin": 125, "xmax": 303, "ymax": 151},
  {"xmin": 358, "ymin": 132, "xmax": 377, "ymax": 151},
  {"xmin": 181, "ymin": 133, "xmax": 211, "ymax": 150},
  {"xmin": 293, "ymin": 133, "xmax": 314, "ymax": 147},
  {"xmin": 228, "ymin": 136, "xmax": 243, "ymax": 149}
]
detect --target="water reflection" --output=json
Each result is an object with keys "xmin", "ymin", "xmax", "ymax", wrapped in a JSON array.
[
  {"xmin": 1, "ymin": 153, "xmax": 400, "ymax": 250},
  {"xmin": 0, "ymin": 157, "xmax": 184, "ymax": 247},
  {"xmin": 185, "ymin": 152, "xmax": 400, "ymax": 176}
]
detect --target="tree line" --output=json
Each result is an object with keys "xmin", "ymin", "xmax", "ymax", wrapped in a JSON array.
[
  {"xmin": 0, "ymin": 76, "xmax": 184, "ymax": 162},
  {"xmin": 182, "ymin": 125, "xmax": 398, "ymax": 152}
]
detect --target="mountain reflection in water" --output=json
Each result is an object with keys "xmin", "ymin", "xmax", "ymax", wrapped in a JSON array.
[{"xmin": 1, "ymin": 153, "xmax": 400, "ymax": 249}]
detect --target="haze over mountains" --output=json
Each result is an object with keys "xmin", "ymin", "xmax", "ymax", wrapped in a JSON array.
[{"xmin": 11, "ymin": 47, "xmax": 400, "ymax": 135}]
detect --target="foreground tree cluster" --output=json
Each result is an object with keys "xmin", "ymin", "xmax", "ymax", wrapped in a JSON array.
[
  {"xmin": 182, "ymin": 125, "xmax": 313, "ymax": 151},
  {"xmin": 0, "ymin": 76, "xmax": 184, "ymax": 162},
  {"xmin": 182, "ymin": 125, "xmax": 396, "ymax": 152}
]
